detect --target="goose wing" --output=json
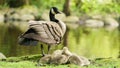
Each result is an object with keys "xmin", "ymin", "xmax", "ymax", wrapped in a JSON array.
[{"xmin": 20, "ymin": 21, "xmax": 63, "ymax": 45}]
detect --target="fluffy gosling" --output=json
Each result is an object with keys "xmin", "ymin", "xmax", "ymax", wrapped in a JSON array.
[{"xmin": 68, "ymin": 54, "xmax": 90, "ymax": 66}]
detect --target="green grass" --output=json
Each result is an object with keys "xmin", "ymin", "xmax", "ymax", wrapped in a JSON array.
[
  {"xmin": 0, "ymin": 61, "xmax": 37, "ymax": 68},
  {"xmin": 0, "ymin": 57, "xmax": 120, "ymax": 68}
]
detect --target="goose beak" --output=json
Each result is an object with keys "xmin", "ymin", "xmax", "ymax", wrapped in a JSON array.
[{"xmin": 56, "ymin": 11, "xmax": 61, "ymax": 14}]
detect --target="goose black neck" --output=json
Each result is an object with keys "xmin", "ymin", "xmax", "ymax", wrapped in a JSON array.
[{"xmin": 49, "ymin": 11, "xmax": 59, "ymax": 22}]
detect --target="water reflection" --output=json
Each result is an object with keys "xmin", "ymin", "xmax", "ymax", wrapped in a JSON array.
[
  {"xmin": 0, "ymin": 22, "xmax": 41, "ymax": 57},
  {"xmin": 0, "ymin": 22, "xmax": 119, "ymax": 59}
]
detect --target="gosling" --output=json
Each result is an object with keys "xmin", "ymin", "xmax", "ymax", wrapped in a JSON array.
[
  {"xmin": 39, "ymin": 47, "xmax": 71, "ymax": 65},
  {"xmin": 39, "ymin": 54, "xmax": 51, "ymax": 65},
  {"xmin": 68, "ymin": 54, "xmax": 90, "ymax": 66},
  {"xmin": 62, "ymin": 47, "xmax": 90, "ymax": 66}
]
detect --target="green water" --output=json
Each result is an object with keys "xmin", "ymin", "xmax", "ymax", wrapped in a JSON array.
[
  {"xmin": 0, "ymin": 23, "xmax": 119, "ymax": 59},
  {"xmin": 68, "ymin": 28, "xmax": 119, "ymax": 58}
]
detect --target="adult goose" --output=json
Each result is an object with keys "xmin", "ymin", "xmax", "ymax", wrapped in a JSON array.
[{"xmin": 18, "ymin": 7, "xmax": 66, "ymax": 56}]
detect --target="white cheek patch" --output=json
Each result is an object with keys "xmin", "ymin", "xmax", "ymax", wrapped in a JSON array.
[{"xmin": 51, "ymin": 8, "xmax": 56, "ymax": 14}]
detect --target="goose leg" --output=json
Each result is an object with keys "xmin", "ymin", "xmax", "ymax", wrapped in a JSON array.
[
  {"xmin": 40, "ymin": 44, "xmax": 45, "ymax": 56},
  {"xmin": 47, "ymin": 45, "xmax": 51, "ymax": 54}
]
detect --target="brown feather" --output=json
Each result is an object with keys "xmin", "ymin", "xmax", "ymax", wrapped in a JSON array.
[{"xmin": 19, "ymin": 21, "xmax": 63, "ymax": 45}]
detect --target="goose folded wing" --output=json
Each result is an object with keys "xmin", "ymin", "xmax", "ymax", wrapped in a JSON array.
[
  {"xmin": 29, "ymin": 21, "xmax": 63, "ymax": 37},
  {"xmin": 21, "ymin": 21, "xmax": 62, "ymax": 45}
]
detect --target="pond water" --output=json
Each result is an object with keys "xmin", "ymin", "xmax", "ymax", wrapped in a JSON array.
[{"xmin": 0, "ymin": 22, "xmax": 119, "ymax": 59}]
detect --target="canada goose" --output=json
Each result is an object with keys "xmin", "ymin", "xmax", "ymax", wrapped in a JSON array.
[
  {"xmin": 79, "ymin": 56, "xmax": 90, "ymax": 66},
  {"xmin": 52, "ymin": 49, "xmax": 63, "ymax": 57},
  {"xmin": 62, "ymin": 47, "xmax": 72, "ymax": 56},
  {"xmin": 68, "ymin": 54, "xmax": 90, "ymax": 66},
  {"xmin": 50, "ymin": 48, "xmax": 67, "ymax": 65},
  {"xmin": 50, "ymin": 47, "xmax": 72, "ymax": 65},
  {"xmin": 50, "ymin": 54, "xmax": 68, "ymax": 65},
  {"xmin": 39, "ymin": 54, "xmax": 51, "ymax": 65},
  {"xmin": 39, "ymin": 47, "xmax": 69, "ymax": 65},
  {"xmin": 62, "ymin": 47, "xmax": 90, "ymax": 66},
  {"xmin": 39, "ymin": 54, "xmax": 68, "ymax": 65},
  {"xmin": 18, "ymin": 7, "xmax": 66, "ymax": 56}
]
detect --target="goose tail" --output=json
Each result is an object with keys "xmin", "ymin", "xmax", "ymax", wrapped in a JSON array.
[{"xmin": 18, "ymin": 37, "xmax": 38, "ymax": 46}]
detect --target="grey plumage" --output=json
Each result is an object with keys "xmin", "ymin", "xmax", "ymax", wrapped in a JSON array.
[
  {"xmin": 18, "ymin": 7, "xmax": 66, "ymax": 55},
  {"xmin": 18, "ymin": 20, "xmax": 65, "ymax": 45}
]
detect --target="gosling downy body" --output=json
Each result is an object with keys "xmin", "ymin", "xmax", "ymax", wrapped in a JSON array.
[
  {"xmin": 62, "ymin": 47, "xmax": 90, "ymax": 66},
  {"xmin": 39, "ymin": 49, "xmax": 67, "ymax": 65},
  {"xmin": 50, "ymin": 47, "xmax": 72, "ymax": 64},
  {"xmin": 52, "ymin": 49, "xmax": 63, "ymax": 57},
  {"xmin": 18, "ymin": 7, "xmax": 66, "ymax": 56},
  {"xmin": 50, "ymin": 54, "xmax": 68, "ymax": 65},
  {"xmin": 39, "ymin": 54, "xmax": 51, "ymax": 64},
  {"xmin": 68, "ymin": 54, "xmax": 90, "ymax": 66}
]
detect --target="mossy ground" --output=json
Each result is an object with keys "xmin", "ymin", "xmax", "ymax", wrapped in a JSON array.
[{"xmin": 0, "ymin": 55, "xmax": 120, "ymax": 68}]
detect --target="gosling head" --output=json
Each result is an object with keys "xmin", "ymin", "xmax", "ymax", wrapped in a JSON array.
[
  {"xmin": 62, "ymin": 47, "xmax": 72, "ymax": 56},
  {"xmin": 63, "ymin": 47, "xmax": 68, "ymax": 51},
  {"xmin": 50, "ymin": 7, "xmax": 61, "ymax": 15}
]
